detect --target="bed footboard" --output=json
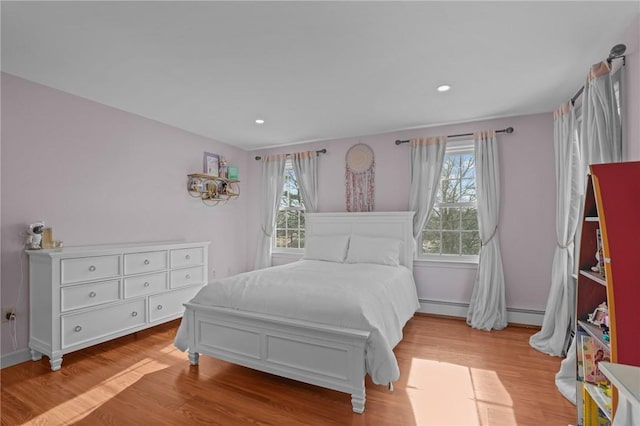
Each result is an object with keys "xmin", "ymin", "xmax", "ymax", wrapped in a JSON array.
[{"xmin": 183, "ymin": 302, "xmax": 370, "ymax": 413}]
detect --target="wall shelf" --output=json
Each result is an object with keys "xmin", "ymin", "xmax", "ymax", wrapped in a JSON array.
[{"xmin": 187, "ymin": 173, "xmax": 240, "ymax": 206}]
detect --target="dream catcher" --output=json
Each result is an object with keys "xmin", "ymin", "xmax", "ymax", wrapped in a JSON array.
[{"xmin": 345, "ymin": 143, "xmax": 375, "ymax": 212}]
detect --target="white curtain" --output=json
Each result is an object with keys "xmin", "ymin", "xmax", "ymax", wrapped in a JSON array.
[
  {"xmin": 292, "ymin": 151, "xmax": 319, "ymax": 213},
  {"xmin": 254, "ymin": 155, "xmax": 286, "ymax": 270},
  {"xmin": 529, "ymin": 103, "xmax": 581, "ymax": 357},
  {"xmin": 551, "ymin": 61, "xmax": 623, "ymax": 404},
  {"xmin": 580, "ymin": 61, "xmax": 623, "ymax": 169},
  {"xmin": 408, "ymin": 137, "xmax": 446, "ymax": 249},
  {"xmin": 466, "ymin": 130, "xmax": 507, "ymax": 331}
]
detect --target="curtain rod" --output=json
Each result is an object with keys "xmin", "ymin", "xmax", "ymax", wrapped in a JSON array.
[
  {"xmin": 571, "ymin": 44, "xmax": 626, "ymax": 106},
  {"xmin": 254, "ymin": 148, "xmax": 327, "ymax": 161},
  {"xmin": 395, "ymin": 127, "xmax": 514, "ymax": 145}
]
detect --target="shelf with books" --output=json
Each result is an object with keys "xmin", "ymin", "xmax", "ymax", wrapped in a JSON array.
[
  {"xmin": 583, "ymin": 382, "xmax": 612, "ymax": 423},
  {"xmin": 577, "ymin": 321, "xmax": 610, "ymax": 350},
  {"xmin": 578, "ymin": 270, "xmax": 607, "ymax": 286},
  {"xmin": 575, "ymin": 162, "xmax": 640, "ymax": 426}
]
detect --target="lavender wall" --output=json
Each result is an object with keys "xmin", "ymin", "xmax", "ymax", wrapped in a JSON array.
[
  {"xmin": 247, "ymin": 113, "xmax": 558, "ymax": 316},
  {"xmin": 1, "ymin": 73, "xmax": 249, "ymax": 356},
  {"xmin": 622, "ymin": 15, "xmax": 639, "ymax": 160}
]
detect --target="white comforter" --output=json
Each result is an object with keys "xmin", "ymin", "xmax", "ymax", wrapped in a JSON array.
[{"xmin": 174, "ymin": 260, "xmax": 419, "ymax": 385}]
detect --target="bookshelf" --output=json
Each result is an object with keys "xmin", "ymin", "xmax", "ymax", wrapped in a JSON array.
[{"xmin": 575, "ymin": 162, "xmax": 640, "ymax": 426}]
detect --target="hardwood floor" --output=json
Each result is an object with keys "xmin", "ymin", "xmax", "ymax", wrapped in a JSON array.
[{"xmin": 1, "ymin": 315, "xmax": 576, "ymax": 425}]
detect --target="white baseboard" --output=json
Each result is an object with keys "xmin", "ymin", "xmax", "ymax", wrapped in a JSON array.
[
  {"xmin": 418, "ymin": 299, "xmax": 544, "ymax": 327},
  {"xmin": 1, "ymin": 348, "xmax": 32, "ymax": 369}
]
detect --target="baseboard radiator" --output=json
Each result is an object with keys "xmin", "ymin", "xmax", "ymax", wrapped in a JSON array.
[{"xmin": 418, "ymin": 299, "xmax": 544, "ymax": 327}]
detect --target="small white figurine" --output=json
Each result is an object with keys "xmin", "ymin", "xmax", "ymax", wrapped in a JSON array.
[{"xmin": 26, "ymin": 221, "xmax": 45, "ymax": 249}]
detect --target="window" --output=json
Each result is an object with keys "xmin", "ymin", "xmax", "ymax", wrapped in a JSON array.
[
  {"xmin": 421, "ymin": 141, "xmax": 480, "ymax": 258},
  {"xmin": 274, "ymin": 159, "xmax": 305, "ymax": 249}
]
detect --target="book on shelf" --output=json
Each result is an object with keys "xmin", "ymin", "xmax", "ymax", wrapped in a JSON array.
[
  {"xmin": 596, "ymin": 229, "xmax": 605, "ymax": 278},
  {"xmin": 581, "ymin": 334, "xmax": 610, "ymax": 385},
  {"xmin": 576, "ymin": 329, "xmax": 588, "ymax": 382}
]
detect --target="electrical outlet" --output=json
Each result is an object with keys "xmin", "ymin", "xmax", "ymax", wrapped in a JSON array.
[{"xmin": 3, "ymin": 307, "xmax": 16, "ymax": 322}]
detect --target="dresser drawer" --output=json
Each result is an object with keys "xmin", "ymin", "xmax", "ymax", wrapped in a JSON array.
[
  {"xmin": 61, "ymin": 279, "xmax": 121, "ymax": 312},
  {"xmin": 170, "ymin": 247, "xmax": 204, "ymax": 268},
  {"xmin": 170, "ymin": 266, "xmax": 205, "ymax": 288},
  {"xmin": 124, "ymin": 272, "xmax": 168, "ymax": 298},
  {"xmin": 61, "ymin": 255, "xmax": 120, "ymax": 284},
  {"xmin": 149, "ymin": 285, "xmax": 202, "ymax": 323},
  {"xmin": 124, "ymin": 251, "xmax": 167, "ymax": 275},
  {"xmin": 61, "ymin": 299, "xmax": 146, "ymax": 349}
]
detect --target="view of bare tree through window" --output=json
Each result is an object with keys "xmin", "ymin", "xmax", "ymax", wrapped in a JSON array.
[
  {"xmin": 422, "ymin": 149, "xmax": 481, "ymax": 256},
  {"xmin": 275, "ymin": 160, "xmax": 305, "ymax": 249}
]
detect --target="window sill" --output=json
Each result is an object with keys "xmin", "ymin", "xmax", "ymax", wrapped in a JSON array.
[
  {"xmin": 272, "ymin": 250, "xmax": 303, "ymax": 259},
  {"xmin": 414, "ymin": 256, "xmax": 479, "ymax": 269}
]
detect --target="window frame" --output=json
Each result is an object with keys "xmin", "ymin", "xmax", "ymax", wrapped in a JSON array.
[
  {"xmin": 418, "ymin": 139, "xmax": 480, "ymax": 263},
  {"xmin": 273, "ymin": 158, "xmax": 305, "ymax": 253}
]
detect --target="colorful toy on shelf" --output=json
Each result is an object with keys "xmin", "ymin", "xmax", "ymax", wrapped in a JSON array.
[{"xmin": 587, "ymin": 302, "xmax": 609, "ymax": 327}]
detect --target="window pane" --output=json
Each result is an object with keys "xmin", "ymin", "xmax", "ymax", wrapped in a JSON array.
[
  {"xmin": 461, "ymin": 231, "xmax": 481, "ymax": 255},
  {"xmin": 287, "ymin": 211, "xmax": 299, "ymax": 228},
  {"xmin": 276, "ymin": 230, "xmax": 286, "ymax": 248},
  {"xmin": 441, "ymin": 178, "xmax": 461, "ymax": 203},
  {"xmin": 440, "ymin": 207, "xmax": 461, "ymax": 230},
  {"xmin": 276, "ymin": 211, "xmax": 286, "ymax": 228},
  {"xmin": 299, "ymin": 230, "xmax": 305, "ymax": 249},
  {"xmin": 441, "ymin": 231, "xmax": 460, "ymax": 255},
  {"xmin": 426, "ymin": 208, "xmax": 441, "ymax": 230},
  {"xmin": 460, "ymin": 178, "xmax": 476, "ymax": 202},
  {"xmin": 289, "ymin": 231, "xmax": 299, "ymax": 249},
  {"xmin": 461, "ymin": 207, "xmax": 478, "ymax": 230},
  {"xmin": 299, "ymin": 212, "xmax": 305, "ymax": 228},
  {"xmin": 422, "ymin": 231, "xmax": 441, "ymax": 254}
]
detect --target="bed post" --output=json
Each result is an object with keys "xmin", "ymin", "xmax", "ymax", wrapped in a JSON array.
[
  {"xmin": 351, "ymin": 385, "xmax": 366, "ymax": 413},
  {"xmin": 188, "ymin": 351, "xmax": 199, "ymax": 365}
]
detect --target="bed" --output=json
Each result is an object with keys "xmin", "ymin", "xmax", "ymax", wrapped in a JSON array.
[{"xmin": 174, "ymin": 211, "xmax": 418, "ymax": 413}]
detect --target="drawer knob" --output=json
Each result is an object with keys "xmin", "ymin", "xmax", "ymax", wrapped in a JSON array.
[
  {"xmin": 131, "ymin": 311, "xmax": 138, "ymax": 317},
  {"xmin": 143, "ymin": 282, "xmax": 150, "ymax": 287},
  {"xmin": 89, "ymin": 265, "xmax": 96, "ymax": 272},
  {"xmin": 185, "ymin": 274, "xmax": 191, "ymax": 280},
  {"xmin": 185, "ymin": 254, "xmax": 191, "ymax": 260},
  {"xmin": 144, "ymin": 259, "xmax": 150, "ymax": 265},
  {"xmin": 157, "ymin": 304, "xmax": 163, "ymax": 310},
  {"xmin": 74, "ymin": 325, "xmax": 82, "ymax": 332},
  {"xmin": 89, "ymin": 291, "xmax": 96, "ymax": 298}
]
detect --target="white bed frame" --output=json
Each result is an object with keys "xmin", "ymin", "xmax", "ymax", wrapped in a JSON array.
[{"xmin": 182, "ymin": 211, "xmax": 415, "ymax": 413}]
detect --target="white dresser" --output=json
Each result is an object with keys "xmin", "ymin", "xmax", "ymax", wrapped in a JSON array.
[{"xmin": 27, "ymin": 241, "xmax": 209, "ymax": 371}]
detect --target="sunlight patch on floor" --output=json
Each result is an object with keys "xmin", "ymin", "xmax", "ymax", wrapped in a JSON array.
[
  {"xmin": 406, "ymin": 358, "xmax": 516, "ymax": 426},
  {"xmin": 25, "ymin": 358, "xmax": 168, "ymax": 425}
]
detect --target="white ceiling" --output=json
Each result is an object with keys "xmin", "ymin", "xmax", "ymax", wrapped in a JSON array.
[{"xmin": 2, "ymin": 1, "xmax": 638, "ymax": 150}]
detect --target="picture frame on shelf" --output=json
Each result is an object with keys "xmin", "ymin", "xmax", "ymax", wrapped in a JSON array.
[{"xmin": 203, "ymin": 152, "xmax": 219, "ymax": 177}]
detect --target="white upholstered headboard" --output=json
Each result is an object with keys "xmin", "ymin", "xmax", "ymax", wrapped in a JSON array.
[{"xmin": 304, "ymin": 211, "xmax": 416, "ymax": 270}]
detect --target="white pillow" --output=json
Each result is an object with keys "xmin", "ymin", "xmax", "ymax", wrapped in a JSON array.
[
  {"xmin": 346, "ymin": 235, "xmax": 402, "ymax": 266},
  {"xmin": 303, "ymin": 234, "xmax": 350, "ymax": 263}
]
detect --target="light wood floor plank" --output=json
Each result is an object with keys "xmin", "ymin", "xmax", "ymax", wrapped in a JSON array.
[{"xmin": 1, "ymin": 315, "xmax": 576, "ymax": 425}]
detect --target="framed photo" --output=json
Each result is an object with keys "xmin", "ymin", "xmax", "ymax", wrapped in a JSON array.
[{"xmin": 203, "ymin": 152, "xmax": 219, "ymax": 177}]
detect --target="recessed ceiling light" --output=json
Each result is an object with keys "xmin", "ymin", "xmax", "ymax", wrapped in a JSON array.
[
  {"xmin": 437, "ymin": 84, "xmax": 451, "ymax": 92},
  {"xmin": 255, "ymin": 119, "xmax": 265, "ymax": 125}
]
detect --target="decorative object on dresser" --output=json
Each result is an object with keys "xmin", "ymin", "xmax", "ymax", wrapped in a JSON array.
[
  {"xmin": 574, "ymin": 162, "xmax": 640, "ymax": 426},
  {"xmin": 345, "ymin": 143, "xmax": 375, "ymax": 212},
  {"xmin": 27, "ymin": 241, "xmax": 209, "ymax": 371}
]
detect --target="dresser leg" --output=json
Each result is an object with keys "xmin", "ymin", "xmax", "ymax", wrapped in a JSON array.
[
  {"xmin": 188, "ymin": 351, "xmax": 199, "ymax": 365},
  {"xmin": 30, "ymin": 349, "xmax": 42, "ymax": 361},
  {"xmin": 49, "ymin": 357, "xmax": 63, "ymax": 371}
]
